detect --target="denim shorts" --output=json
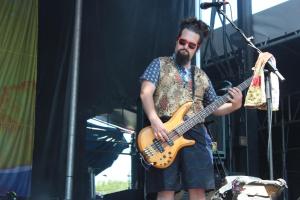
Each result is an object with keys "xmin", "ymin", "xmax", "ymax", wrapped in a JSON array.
[{"xmin": 144, "ymin": 124, "xmax": 215, "ymax": 195}]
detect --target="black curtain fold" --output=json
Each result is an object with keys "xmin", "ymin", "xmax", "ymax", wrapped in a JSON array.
[
  {"xmin": 32, "ymin": 0, "xmax": 75, "ymax": 199},
  {"xmin": 79, "ymin": 0, "xmax": 195, "ymax": 117}
]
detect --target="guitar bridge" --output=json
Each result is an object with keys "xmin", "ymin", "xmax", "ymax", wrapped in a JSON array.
[{"xmin": 166, "ymin": 138, "xmax": 174, "ymax": 146}]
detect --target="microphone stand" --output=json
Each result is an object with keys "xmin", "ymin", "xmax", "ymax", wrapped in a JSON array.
[{"xmin": 214, "ymin": 6, "xmax": 286, "ymax": 180}]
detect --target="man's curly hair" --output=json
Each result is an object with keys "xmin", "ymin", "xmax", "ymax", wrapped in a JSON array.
[{"xmin": 178, "ymin": 17, "xmax": 210, "ymax": 45}]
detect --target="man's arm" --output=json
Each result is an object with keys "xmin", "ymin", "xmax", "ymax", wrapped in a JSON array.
[
  {"xmin": 213, "ymin": 87, "xmax": 243, "ymax": 116},
  {"xmin": 140, "ymin": 80, "xmax": 169, "ymax": 141}
]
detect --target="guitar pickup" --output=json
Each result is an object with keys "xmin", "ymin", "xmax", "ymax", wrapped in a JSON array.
[
  {"xmin": 153, "ymin": 139, "xmax": 164, "ymax": 153},
  {"xmin": 166, "ymin": 138, "xmax": 174, "ymax": 146}
]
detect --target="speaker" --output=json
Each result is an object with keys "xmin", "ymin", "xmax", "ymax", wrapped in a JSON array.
[
  {"xmin": 206, "ymin": 115, "xmax": 227, "ymax": 159},
  {"xmin": 103, "ymin": 189, "xmax": 143, "ymax": 200}
]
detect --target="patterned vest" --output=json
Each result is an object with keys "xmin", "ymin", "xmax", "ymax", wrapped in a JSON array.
[{"xmin": 154, "ymin": 56, "xmax": 210, "ymax": 117}]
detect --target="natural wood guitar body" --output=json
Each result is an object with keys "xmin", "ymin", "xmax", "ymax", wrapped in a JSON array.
[{"xmin": 137, "ymin": 102, "xmax": 195, "ymax": 169}]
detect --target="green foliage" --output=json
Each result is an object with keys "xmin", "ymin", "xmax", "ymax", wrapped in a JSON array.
[{"xmin": 96, "ymin": 180, "xmax": 129, "ymax": 195}]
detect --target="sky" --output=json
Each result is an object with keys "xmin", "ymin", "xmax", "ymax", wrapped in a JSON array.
[
  {"xmin": 201, "ymin": 0, "xmax": 288, "ymax": 29},
  {"xmin": 95, "ymin": 0, "xmax": 289, "ymax": 185}
]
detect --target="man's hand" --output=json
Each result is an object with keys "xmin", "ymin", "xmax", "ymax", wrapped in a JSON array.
[
  {"xmin": 228, "ymin": 87, "xmax": 243, "ymax": 110},
  {"xmin": 149, "ymin": 117, "xmax": 169, "ymax": 142}
]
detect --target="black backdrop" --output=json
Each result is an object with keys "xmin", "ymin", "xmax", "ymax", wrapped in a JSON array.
[
  {"xmin": 33, "ymin": 0, "xmax": 194, "ymax": 199},
  {"xmin": 32, "ymin": 0, "xmax": 300, "ymax": 199}
]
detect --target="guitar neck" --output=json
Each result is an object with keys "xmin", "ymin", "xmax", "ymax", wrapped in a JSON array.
[{"xmin": 175, "ymin": 76, "xmax": 253, "ymax": 135}]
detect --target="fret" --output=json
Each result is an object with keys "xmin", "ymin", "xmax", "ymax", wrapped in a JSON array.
[
  {"xmin": 173, "ymin": 129, "xmax": 180, "ymax": 137},
  {"xmin": 174, "ymin": 127, "xmax": 183, "ymax": 135},
  {"xmin": 186, "ymin": 121, "xmax": 194, "ymax": 130}
]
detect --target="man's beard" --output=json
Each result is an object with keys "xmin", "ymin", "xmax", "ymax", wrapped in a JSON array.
[{"xmin": 175, "ymin": 49, "xmax": 190, "ymax": 66}]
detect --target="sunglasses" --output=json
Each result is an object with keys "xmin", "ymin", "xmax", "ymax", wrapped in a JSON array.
[{"xmin": 178, "ymin": 38, "xmax": 198, "ymax": 50}]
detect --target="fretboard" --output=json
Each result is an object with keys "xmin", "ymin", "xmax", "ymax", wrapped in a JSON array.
[{"xmin": 174, "ymin": 76, "xmax": 253, "ymax": 135}]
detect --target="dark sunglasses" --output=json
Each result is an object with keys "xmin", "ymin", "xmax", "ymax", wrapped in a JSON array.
[{"xmin": 178, "ymin": 38, "xmax": 198, "ymax": 50}]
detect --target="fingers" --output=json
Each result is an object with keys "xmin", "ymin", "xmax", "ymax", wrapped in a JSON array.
[
  {"xmin": 228, "ymin": 87, "xmax": 241, "ymax": 99},
  {"xmin": 228, "ymin": 87, "xmax": 241, "ymax": 97},
  {"xmin": 151, "ymin": 119, "xmax": 169, "ymax": 142},
  {"xmin": 227, "ymin": 87, "xmax": 242, "ymax": 109},
  {"xmin": 153, "ymin": 127, "xmax": 169, "ymax": 142}
]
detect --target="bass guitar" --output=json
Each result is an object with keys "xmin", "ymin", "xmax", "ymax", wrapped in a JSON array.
[{"xmin": 137, "ymin": 76, "xmax": 253, "ymax": 169}]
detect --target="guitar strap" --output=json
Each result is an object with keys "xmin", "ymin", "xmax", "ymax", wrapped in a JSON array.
[{"xmin": 191, "ymin": 65, "xmax": 195, "ymax": 99}]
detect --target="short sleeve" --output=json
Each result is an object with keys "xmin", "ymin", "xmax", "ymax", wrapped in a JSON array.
[
  {"xmin": 140, "ymin": 58, "xmax": 160, "ymax": 86},
  {"xmin": 203, "ymin": 80, "xmax": 218, "ymax": 107}
]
